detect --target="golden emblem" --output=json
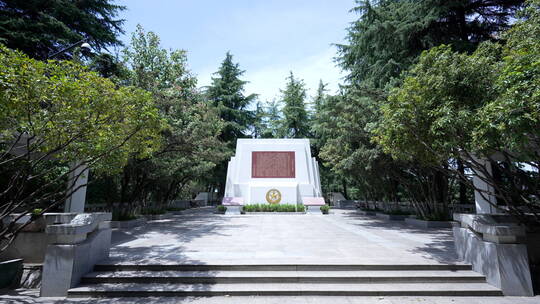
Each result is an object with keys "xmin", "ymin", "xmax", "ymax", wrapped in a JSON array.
[{"xmin": 265, "ymin": 189, "xmax": 282, "ymax": 204}]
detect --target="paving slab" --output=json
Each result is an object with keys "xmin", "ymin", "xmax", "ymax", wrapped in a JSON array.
[{"xmin": 106, "ymin": 208, "xmax": 461, "ymax": 265}]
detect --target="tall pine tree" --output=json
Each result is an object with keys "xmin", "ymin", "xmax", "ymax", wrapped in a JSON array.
[
  {"xmin": 207, "ymin": 52, "xmax": 256, "ymax": 145},
  {"xmin": 338, "ymin": 0, "xmax": 524, "ymax": 88},
  {"xmin": 206, "ymin": 52, "xmax": 255, "ymax": 195},
  {"xmin": 280, "ymin": 72, "xmax": 310, "ymax": 138},
  {"xmin": 0, "ymin": 0, "xmax": 125, "ymax": 59}
]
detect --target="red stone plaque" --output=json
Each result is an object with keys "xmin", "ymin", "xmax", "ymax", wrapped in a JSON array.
[{"xmin": 252, "ymin": 151, "xmax": 295, "ymax": 178}]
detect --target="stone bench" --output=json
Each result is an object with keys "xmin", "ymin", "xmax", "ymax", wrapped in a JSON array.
[{"xmin": 222, "ymin": 197, "xmax": 244, "ymax": 215}]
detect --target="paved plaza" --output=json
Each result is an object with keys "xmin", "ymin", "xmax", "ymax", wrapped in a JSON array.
[
  {"xmin": 106, "ymin": 208, "xmax": 459, "ymax": 265},
  {"xmin": 2, "ymin": 208, "xmax": 539, "ymax": 303}
]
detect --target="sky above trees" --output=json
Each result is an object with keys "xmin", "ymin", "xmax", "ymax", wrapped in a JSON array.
[{"xmin": 116, "ymin": 0, "xmax": 356, "ymax": 102}]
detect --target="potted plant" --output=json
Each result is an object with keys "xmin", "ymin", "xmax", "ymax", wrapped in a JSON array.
[
  {"xmin": 320, "ymin": 205, "xmax": 330, "ymax": 214},
  {"xmin": 216, "ymin": 205, "xmax": 227, "ymax": 214}
]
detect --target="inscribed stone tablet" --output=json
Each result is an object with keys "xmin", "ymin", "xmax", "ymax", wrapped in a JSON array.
[{"xmin": 252, "ymin": 151, "xmax": 295, "ymax": 178}]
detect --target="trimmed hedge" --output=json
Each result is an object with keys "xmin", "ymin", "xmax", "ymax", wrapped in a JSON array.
[{"xmin": 243, "ymin": 204, "xmax": 305, "ymax": 212}]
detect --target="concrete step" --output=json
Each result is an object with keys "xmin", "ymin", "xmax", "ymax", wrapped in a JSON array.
[
  {"xmin": 93, "ymin": 263, "xmax": 473, "ymax": 272},
  {"xmin": 81, "ymin": 270, "xmax": 486, "ymax": 284},
  {"xmin": 67, "ymin": 282, "xmax": 503, "ymax": 297}
]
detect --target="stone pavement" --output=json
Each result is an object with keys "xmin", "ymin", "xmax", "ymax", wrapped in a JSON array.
[
  {"xmin": 2, "ymin": 207, "xmax": 539, "ymax": 302},
  {"xmin": 1, "ymin": 290, "xmax": 539, "ymax": 304},
  {"xmin": 106, "ymin": 207, "xmax": 460, "ymax": 265}
]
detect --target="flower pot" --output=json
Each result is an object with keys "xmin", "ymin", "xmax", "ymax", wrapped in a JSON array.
[{"xmin": 0, "ymin": 258, "xmax": 23, "ymax": 289}]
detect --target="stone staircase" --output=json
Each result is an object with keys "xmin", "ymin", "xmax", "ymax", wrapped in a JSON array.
[{"xmin": 67, "ymin": 263, "xmax": 502, "ymax": 297}]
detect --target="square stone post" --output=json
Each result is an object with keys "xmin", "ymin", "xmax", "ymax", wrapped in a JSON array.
[
  {"xmin": 64, "ymin": 162, "xmax": 89, "ymax": 213},
  {"xmin": 471, "ymin": 158, "xmax": 497, "ymax": 214}
]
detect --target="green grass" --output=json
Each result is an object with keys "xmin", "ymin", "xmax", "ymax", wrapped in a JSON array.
[
  {"xmin": 243, "ymin": 204, "xmax": 305, "ymax": 212},
  {"xmin": 166, "ymin": 207, "xmax": 185, "ymax": 212}
]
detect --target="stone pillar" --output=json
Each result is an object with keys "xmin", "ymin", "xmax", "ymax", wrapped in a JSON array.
[
  {"xmin": 471, "ymin": 159, "xmax": 497, "ymax": 214},
  {"xmin": 64, "ymin": 162, "xmax": 89, "ymax": 213}
]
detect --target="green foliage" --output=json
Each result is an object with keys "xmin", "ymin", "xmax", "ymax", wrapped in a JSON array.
[
  {"xmin": 0, "ymin": 44, "xmax": 163, "ymax": 175},
  {"xmin": 374, "ymin": 44, "xmax": 501, "ymax": 163},
  {"xmin": 338, "ymin": 0, "xmax": 523, "ymax": 88},
  {"xmin": 320, "ymin": 205, "xmax": 330, "ymax": 214},
  {"xmin": 0, "ymin": 45, "xmax": 162, "ymax": 251},
  {"xmin": 166, "ymin": 207, "xmax": 185, "ymax": 212},
  {"xmin": 216, "ymin": 205, "xmax": 227, "ymax": 213},
  {"xmin": 280, "ymin": 72, "xmax": 310, "ymax": 138},
  {"xmin": 243, "ymin": 204, "xmax": 305, "ymax": 212},
  {"xmin": 113, "ymin": 26, "xmax": 226, "ymax": 214},
  {"xmin": 317, "ymin": 0, "xmax": 523, "ymax": 220},
  {"xmin": 206, "ymin": 52, "xmax": 256, "ymax": 144},
  {"xmin": 373, "ymin": 0, "xmax": 540, "ymax": 222},
  {"xmin": 0, "ymin": 0, "xmax": 126, "ymax": 59},
  {"xmin": 205, "ymin": 51, "xmax": 255, "ymax": 194},
  {"xmin": 477, "ymin": 0, "xmax": 540, "ymax": 161}
]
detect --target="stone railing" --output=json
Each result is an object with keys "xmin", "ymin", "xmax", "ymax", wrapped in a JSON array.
[
  {"xmin": 453, "ymin": 213, "xmax": 533, "ymax": 296},
  {"xmin": 40, "ymin": 212, "xmax": 111, "ymax": 297}
]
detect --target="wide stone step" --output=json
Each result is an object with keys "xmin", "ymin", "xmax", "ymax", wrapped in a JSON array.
[
  {"xmin": 93, "ymin": 263, "xmax": 473, "ymax": 272},
  {"xmin": 81, "ymin": 270, "xmax": 486, "ymax": 284},
  {"xmin": 67, "ymin": 282, "xmax": 503, "ymax": 297}
]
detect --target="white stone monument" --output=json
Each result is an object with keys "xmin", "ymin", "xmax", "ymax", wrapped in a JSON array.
[{"xmin": 222, "ymin": 139, "xmax": 324, "ymax": 213}]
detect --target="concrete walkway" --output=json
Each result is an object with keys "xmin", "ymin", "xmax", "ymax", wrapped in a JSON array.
[{"xmin": 106, "ymin": 208, "xmax": 459, "ymax": 265}]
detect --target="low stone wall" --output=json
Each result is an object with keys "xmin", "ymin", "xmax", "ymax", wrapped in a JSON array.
[
  {"xmin": 142, "ymin": 213, "xmax": 173, "ymax": 221},
  {"xmin": 357, "ymin": 210, "xmax": 377, "ymax": 216},
  {"xmin": 405, "ymin": 218, "xmax": 453, "ymax": 229},
  {"xmin": 0, "ymin": 213, "xmax": 80, "ymax": 264},
  {"xmin": 375, "ymin": 213, "xmax": 412, "ymax": 221},
  {"xmin": 244, "ymin": 212, "xmax": 306, "ymax": 215},
  {"xmin": 110, "ymin": 218, "xmax": 147, "ymax": 229},
  {"xmin": 452, "ymin": 213, "xmax": 533, "ymax": 296},
  {"xmin": 40, "ymin": 213, "xmax": 112, "ymax": 297},
  {"xmin": 334, "ymin": 200, "xmax": 357, "ymax": 209}
]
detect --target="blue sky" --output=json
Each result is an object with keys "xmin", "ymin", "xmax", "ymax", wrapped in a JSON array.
[{"xmin": 116, "ymin": 0, "xmax": 357, "ymax": 103}]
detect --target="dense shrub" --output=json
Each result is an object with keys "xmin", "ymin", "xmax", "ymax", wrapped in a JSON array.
[{"xmin": 243, "ymin": 204, "xmax": 305, "ymax": 212}]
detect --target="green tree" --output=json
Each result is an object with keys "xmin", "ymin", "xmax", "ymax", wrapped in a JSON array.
[
  {"xmin": 0, "ymin": 0, "xmax": 125, "ymax": 59},
  {"xmin": 207, "ymin": 52, "xmax": 256, "ymax": 145},
  {"xmin": 317, "ymin": 0, "xmax": 522, "ymax": 215},
  {"xmin": 108, "ymin": 26, "xmax": 225, "ymax": 215},
  {"xmin": 374, "ymin": 0, "xmax": 540, "ymax": 223},
  {"xmin": 338, "ymin": 0, "xmax": 524, "ymax": 88},
  {"xmin": 205, "ymin": 52, "xmax": 255, "ymax": 195},
  {"xmin": 263, "ymin": 100, "xmax": 282, "ymax": 138},
  {"xmin": 0, "ymin": 45, "xmax": 162, "ymax": 251},
  {"xmin": 280, "ymin": 72, "xmax": 310, "ymax": 138}
]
